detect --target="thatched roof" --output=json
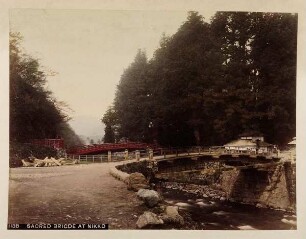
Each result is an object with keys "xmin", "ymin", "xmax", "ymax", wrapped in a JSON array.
[
  {"xmin": 224, "ymin": 139, "xmax": 256, "ymax": 147},
  {"xmin": 224, "ymin": 139, "xmax": 272, "ymax": 147}
]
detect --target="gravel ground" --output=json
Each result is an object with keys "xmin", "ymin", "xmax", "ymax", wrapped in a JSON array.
[{"xmin": 8, "ymin": 163, "xmax": 146, "ymax": 229}]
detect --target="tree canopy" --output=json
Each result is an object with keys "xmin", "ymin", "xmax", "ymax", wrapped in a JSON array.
[
  {"xmin": 10, "ymin": 32, "xmax": 82, "ymax": 148},
  {"xmin": 103, "ymin": 11, "xmax": 297, "ymax": 147}
]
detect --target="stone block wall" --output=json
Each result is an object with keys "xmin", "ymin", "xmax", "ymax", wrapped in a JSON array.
[
  {"xmin": 219, "ymin": 163, "xmax": 296, "ymax": 210},
  {"xmin": 156, "ymin": 160, "xmax": 223, "ymax": 185},
  {"xmin": 117, "ymin": 157, "xmax": 296, "ymax": 211}
]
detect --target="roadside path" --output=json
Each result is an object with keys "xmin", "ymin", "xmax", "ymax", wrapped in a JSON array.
[{"xmin": 8, "ymin": 162, "xmax": 146, "ymax": 229}]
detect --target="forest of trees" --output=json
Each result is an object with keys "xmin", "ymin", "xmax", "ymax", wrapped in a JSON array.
[
  {"xmin": 103, "ymin": 11, "xmax": 297, "ymax": 147},
  {"xmin": 10, "ymin": 32, "xmax": 82, "ymax": 148}
]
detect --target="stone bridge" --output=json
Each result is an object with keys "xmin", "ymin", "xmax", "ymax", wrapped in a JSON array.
[
  {"xmin": 151, "ymin": 154, "xmax": 295, "ymax": 211},
  {"xmin": 117, "ymin": 150, "xmax": 295, "ymax": 211}
]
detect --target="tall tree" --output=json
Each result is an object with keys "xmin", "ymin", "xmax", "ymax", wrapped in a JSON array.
[
  {"xmin": 101, "ymin": 107, "xmax": 118, "ymax": 143},
  {"xmin": 250, "ymin": 13, "xmax": 297, "ymax": 145},
  {"xmin": 114, "ymin": 49, "xmax": 153, "ymax": 142},
  {"xmin": 149, "ymin": 11, "xmax": 224, "ymax": 146},
  {"xmin": 210, "ymin": 12, "xmax": 297, "ymax": 145},
  {"xmin": 104, "ymin": 11, "xmax": 297, "ymax": 147}
]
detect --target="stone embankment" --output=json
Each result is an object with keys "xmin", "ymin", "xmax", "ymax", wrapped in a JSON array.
[
  {"xmin": 109, "ymin": 166, "xmax": 130, "ymax": 182},
  {"xmin": 110, "ymin": 156, "xmax": 296, "ymax": 230},
  {"xmin": 109, "ymin": 161, "xmax": 186, "ymax": 229},
  {"xmin": 151, "ymin": 153, "xmax": 296, "ymax": 212},
  {"xmin": 219, "ymin": 162, "xmax": 296, "ymax": 211},
  {"xmin": 111, "ymin": 157, "xmax": 296, "ymax": 212}
]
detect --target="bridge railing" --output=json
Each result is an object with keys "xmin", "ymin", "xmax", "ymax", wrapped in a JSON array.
[
  {"xmin": 67, "ymin": 145, "xmax": 279, "ymax": 164},
  {"xmin": 68, "ymin": 154, "xmax": 109, "ymax": 163},
  {"xmin": 67, "ymin": 142, "xmax": 156, "ymax": 155},
  {"xmin": 151, "ymin": 146, "xmax": 215, "ymax": 159},
  {"xmin": 145, "ymin": 146, "xmax": 278, "ymax": 159}
]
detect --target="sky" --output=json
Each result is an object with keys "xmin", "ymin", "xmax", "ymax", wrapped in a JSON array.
[{"xmin": 10, "ymin": 9, "xmax": 215, "ymax": 141}]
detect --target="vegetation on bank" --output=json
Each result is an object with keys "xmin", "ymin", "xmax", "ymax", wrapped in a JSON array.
[
  {"xmin": 103, "ymin": 12, "xmax": 297, "ymax": 147},
  {"xmin": 9, "ymin": 32, "xmax": 83, "ymax": 164}
]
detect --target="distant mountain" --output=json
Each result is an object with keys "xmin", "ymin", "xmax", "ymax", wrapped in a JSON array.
[
  {"xmin": 69, "ymin": 115, "xmax": 105, "ymax": 145},
  {"xmin": 79, "ymin": 135, "xmax": 103, "ymax": 145}
]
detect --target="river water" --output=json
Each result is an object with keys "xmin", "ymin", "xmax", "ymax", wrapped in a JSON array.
[{"xmin": 160, "ymin": 186, "xmax": 297, "ymax": 230}]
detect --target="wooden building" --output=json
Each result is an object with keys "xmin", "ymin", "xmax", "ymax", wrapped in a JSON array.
[{"xmin": 224, "ymin": 134, "xmax": 274, "ymax": 154}]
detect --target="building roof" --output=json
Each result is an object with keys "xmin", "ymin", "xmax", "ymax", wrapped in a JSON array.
[
  {"xmin": 224, "ymin": 139, "xmax": 256, "ymax": 147},
  {"xmin": 224, "ymin": 139, "xmax": 273, "ymax": 147}
]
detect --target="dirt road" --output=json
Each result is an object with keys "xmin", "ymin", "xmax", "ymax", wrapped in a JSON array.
[{"xmin": 8, "ymin": 163, "xmax": 146, "ymax": 229}]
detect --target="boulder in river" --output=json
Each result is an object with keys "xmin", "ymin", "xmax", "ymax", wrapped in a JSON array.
[
  {"xmin": 127, "ymin": 173, "xmax": 150, "ymax": 191},
  {"xmin": 161, "ymin": 206, "xmax": 184, "ymax": 225},
  {"xmin": 136, "ymin": 211, "xmax": 164, "ymax": 229},
  {"xmin": 137, "ymin": 189, "xmax": 162, "ymax": 207}
]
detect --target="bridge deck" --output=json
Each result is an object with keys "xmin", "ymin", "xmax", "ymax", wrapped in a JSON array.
[{"xmin": 154, "ymin": 152, "xmax": 279, "ymax": 163}]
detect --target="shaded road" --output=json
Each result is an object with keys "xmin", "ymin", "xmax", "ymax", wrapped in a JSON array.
[{"xmin": 8, "ymin": 163, "xmax": 146, "ymax": 229}]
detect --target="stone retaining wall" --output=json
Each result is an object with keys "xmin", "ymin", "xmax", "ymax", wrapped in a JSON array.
[
  {"xmin": 219, "ymin": 162, "xmax": 296, "ymax": 210},
  {"xmin": 155, "ymin": 159, "xmax": 296, "ymax": 211},
  {"xmin": 109, "ymin": 165, "xmax": 130, "ymax": 183},
  {"xmin": 111, "ymin": 158, "xmax": 296, "ymax": 211}
]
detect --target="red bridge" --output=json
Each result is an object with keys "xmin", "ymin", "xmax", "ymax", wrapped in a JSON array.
[{"xmin": 67, "ymin": 142, "xmax": 156, "ymax": 155}]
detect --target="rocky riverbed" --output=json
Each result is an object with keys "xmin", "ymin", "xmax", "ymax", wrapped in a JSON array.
[
  {"xmin": 159, "ymin": 182, "xmax": 297, "ymax": 230},
  {"xmin": 161, "ymin": 182, "xmax": 227, "ymax": 201}
]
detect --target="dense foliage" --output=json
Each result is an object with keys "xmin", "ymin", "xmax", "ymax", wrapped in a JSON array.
[
  {"xmin": 101, "ymin": 107, "xmax": 118, "ymax": 143},
  {"xmin": 103, "ymin": 11, "xmax": 297, "ymax": 147},
  {"xmin": 10, "ymin": 32, "xmax": 82, "ymax": 148}
]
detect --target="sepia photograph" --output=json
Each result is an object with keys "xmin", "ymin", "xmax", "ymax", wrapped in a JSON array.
[{"xmin": 0, "ymin": 0, "xmax": 305, "ymax": 237}]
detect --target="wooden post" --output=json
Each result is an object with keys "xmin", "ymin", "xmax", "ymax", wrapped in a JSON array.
[
  {"xmin": 108, "ymin": 151, "xmax": 112, "ymax": 162},
  {"xmin": 136, "ymin": 150, "xmax": 140, "ymax": 161},
  {"xmin": 78, "ymin": 155, "xmax": 80, "ymax": 163},
  {"xmin": 100, "ymin": 155, "xmax": 102, "ymax": 163},
  {"xmin": 149, "ymin": 149, "xmax": 153, "ymax": 160}
]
